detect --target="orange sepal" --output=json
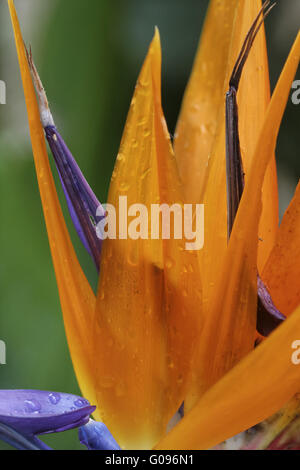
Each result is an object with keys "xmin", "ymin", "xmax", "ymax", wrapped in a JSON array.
[
  {"xmin": 234, "ymin": 1, "xmax": 279, "ymax": 271},
  {"xmin": 155, "ymin": 30, "xmax": 300, "ymax": 450},
  {"xmin": 187, "ymin": 30, "xmax": 300, "ymax": 409},
  {"xmin": 93, "ymin": 30, "xmax": 202, "ymax": 449},
  {"xmin": 8, "ymin": 0, "xmax": 98, "ymax": 410},
  {"xmin": 174, "ymin": 0, "xmax": 239, "ymax": 203},
  {"xmin": 194, "ymin": 1, "xmax": 276, "ymax": 327}
]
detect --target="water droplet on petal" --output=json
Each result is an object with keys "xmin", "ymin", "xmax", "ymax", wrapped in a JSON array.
[
  {"xmin": 98, "ymin": 289, "xmax": 105, "ymax": 301},
  {"xmin": 24, "ymin": 399, "xmax": 41, "ymax": 414},
  {"xmin": 141, "ymin": 168, "xmax": 151, "ymax": 180},
  {"xmin": 48, "ymin": 392, "xmax": 61, "ymax": 405},
  {"xmin": 119, "ymin": 182, "xmax": 130, "ymax": 192},
  {"xmin": 165, "ymin": 258, "xmax": 173, "ymax": 269},
  {"xmin": 74, "ymin": 398, "xmax": 89, "ymax": 408},
  {"xmin": 177, "ymin": 375, "xmax": 183, "ymax": 385},
  {"xmin": 117, "ymin": 152, "xmax": 125, "ymax": 162},
  {"xmin": 101, "ymin": 376, "xmax": 115, "ymax": 389}
]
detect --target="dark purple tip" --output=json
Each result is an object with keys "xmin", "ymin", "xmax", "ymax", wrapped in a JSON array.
[{"xmin": 257, "ymin": 276, "xmax": 286, "ymax": 336}]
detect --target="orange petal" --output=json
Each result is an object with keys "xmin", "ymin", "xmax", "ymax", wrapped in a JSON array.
[
  {"xmin": 155, "ymin": 302, "xmax": 300, "ymax": 450},
  {"xmin": 195, "ymin": 1, "xmax": 276, "ymax": 325},
  {"xmin": 262, "ymin": 181, "xmax": 300, "ymax": 316},
  {"xmin": 234, "ymin": 1, "xmax": 279, "ymax": 272},
  {"xmin": 174, "ymin": 0, "xmax": 239, "ymax": 204},
  {"xmin": 185, "ymin": 0, "xmax": 276, "ymax": 410},
  {"xmin": 174, "ymin": 0, "xmax": 278, "ymax": 270},
  {"xmin": 8, "ymin": 0, "xmax": 97, "ymax": 410},
  {"xmin": 93, "ymin": 30, "xmax": 202, "ymax": 449},
  {"xmin": 186, "ymin": 30, "xmax": 300, "ymax": 409}
]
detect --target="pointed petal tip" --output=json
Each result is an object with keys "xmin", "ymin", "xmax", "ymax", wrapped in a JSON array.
[
  {"xmin": 153, "ymin": 26, "xmax": 161, "ymax": 42},
  {"xmin": 79, "ymin": 420, "xmax": 121, "ymax": 450},
  {"xmin": 0, "ymin": 390, "xmax": 95, "ymax": 436},
  {"xmin": 8, "ymin": 0, "xmax": 98, "ymax": 409},
  {"xmin": 149, "ymin": 26, "xmax": 162, "ymax": 58}
]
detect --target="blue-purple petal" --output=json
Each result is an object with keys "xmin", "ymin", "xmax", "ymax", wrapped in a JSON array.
[
  {"xmin": 0, "ymin": 390, "xmax": 95, "ymax": 436},
  {"xmin": 79, "ymin": 420, "xmax": 121, "ymax": 450},
  {"xmin": 58, "ymin": 172, "xmax": 93, "ymax": 259},
  {"xmin": 0, "ymin": 422, "xmax": 52, "ymax": 450},
  {"xmin": 45, "ymin": 125, "xmax": 105, "ymax": 271}
]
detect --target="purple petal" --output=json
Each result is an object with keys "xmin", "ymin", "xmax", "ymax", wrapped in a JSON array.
[
  {"xmin": 0, "ymin": 422, "xmax": 52, "ymax": 450},
  {"xmin": 0, "ymin": 390, "xmax": 95, "ymax": 436},
  {"xmin": 26, "ymin": 55, "xmax": 104, "ymax": 270},
  {"xmin": 58, "ymin": 172, "xmax": 93, "ymax": 259},
  {"xmin": 45, "ymin": 125, "xmax": 105, "ymax": 271},
  {"xmin": 79, "ymin": 420, "xmax": 121, "ymax": 450},
  {"xmin": 257, "ymin": 276, "xmax": 286, "ymax": 336}
]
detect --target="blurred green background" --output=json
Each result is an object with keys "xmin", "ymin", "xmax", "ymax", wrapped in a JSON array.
[{"xmin": 0, "ymin": 0, "xmax": 299, "ymax": 450}]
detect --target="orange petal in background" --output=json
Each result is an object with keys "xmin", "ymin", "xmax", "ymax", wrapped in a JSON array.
[
  {"xmin": 185, "ymin": 0, "xmax": 276, "ymax": 410},
  {"xmin": 234, "ymin": 0, "xmax": 279, "ymax": 272},
  {"xmin": 93, "ymin": 30, "xmax": 202, "ymax": 449},
  {"xmin": 262, "ymin": 181, "xmax": 300, "ymax": 316},
  {"xmin": 196, "ymin": 0, "xmax": 274, "ymax": 316},
  {"xmin": 174, "ymin": 0, "xmax": 239, "ymax": 204},
  {"xmin": 8, "ymin": 0, "xmax": 98, "ymax": 411}
]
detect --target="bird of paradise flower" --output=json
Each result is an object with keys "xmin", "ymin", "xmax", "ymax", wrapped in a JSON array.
[{"xmin": 6, "ymin": 0, "xmax": 300, "ymax": 451}]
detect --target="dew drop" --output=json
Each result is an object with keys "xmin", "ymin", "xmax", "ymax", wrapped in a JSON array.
[
  {"xmin": 74, "ymin": 398, "xmax": 89, "ymax": 408},
  {"xmin": 145, "ymin": 306, "xmax": 152, "ymax": 318},
  {"xmin": 24, "ymin": 399, "xmax": 41, "ymax": 414},
  {"xmin": 167, "ymin": 359, "xmax": 175, "ymax": 369},
  {"xmin": 119, "ymin": 182, "xmax": 130, "ymax": 192},
  {"xmin": 101, "ymin": 376, "xmax": 115, "ymax": 389},
  {"xmin": 127, "ymin": 249, "xmax": 139, "ymax": 267},
  {"xmin": 117, "ymin": 153, "xmax": 125, "ymax": 162},
  {"xmin": 165, "ymin": 258, "xmax": 173, "ymax": 269},
  {"xmin": 138, "ymin": 118, "xmax": 147, "ymax": 127},
  {"xmin": 98, "ymin": 289, "xmax": 105, "ymax": 301},
  {"xmin": 188, "ymin": 264, "xmax": 194, "ymax": 273},
  {"xmin": 177, "ymin": 375, "xmax": 184, "ymax": 385},
  {"xmin": 141, "ymin": 168, "xmax": 151, "ymax": 180},
  {"xmin": 48, "ymin": 392, "xmax": 61, "ymax": 405}
]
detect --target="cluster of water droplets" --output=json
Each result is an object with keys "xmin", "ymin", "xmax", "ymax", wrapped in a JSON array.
[{"xmin": 6, "ymin": 393, "xmax": 90, "ymax": 417}]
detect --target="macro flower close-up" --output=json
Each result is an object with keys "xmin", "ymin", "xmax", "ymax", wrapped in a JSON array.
[{"xmin": 0, "ymin": 0, "xmax": 299, "ymax": 452}]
